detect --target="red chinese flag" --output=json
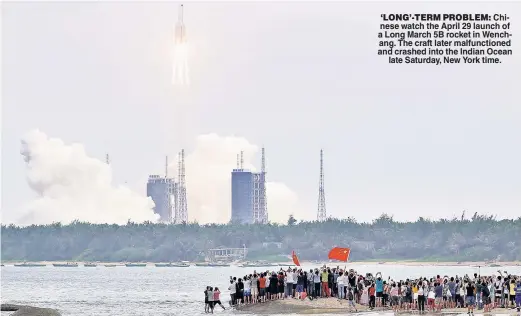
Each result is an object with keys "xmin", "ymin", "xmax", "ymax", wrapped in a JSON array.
[
  {"xmin": 328, "ymin": 247, "xmax": 351, "ymax": 262},
  {"xmin": 292, "ymin": 250, "xmax": 301, "ymax": 266}
]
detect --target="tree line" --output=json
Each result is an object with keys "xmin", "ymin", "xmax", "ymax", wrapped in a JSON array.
[{"xmin": 1, "ymin": 213, "xmax": 520, "ymax": 262}]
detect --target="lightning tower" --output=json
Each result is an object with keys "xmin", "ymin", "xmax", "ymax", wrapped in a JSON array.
[
  {"xmin": 261, "ymin": 147, "xmax": 268, "ymax": 223},
  {"xmin": 317, "ymin": 149, "xmax": 327, "ymax": 221},
  {"xmin": 165, "ymin": 155, "xmax": 169, "ymax": 178},
  {"xmin": 176, "ymin": 149, "xmax": 188, "ymax": 223}
]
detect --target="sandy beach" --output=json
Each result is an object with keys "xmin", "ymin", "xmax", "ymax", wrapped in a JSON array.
[{"xmin": 235, "ymin": 298, "xmax": 520, "ymax": 315}]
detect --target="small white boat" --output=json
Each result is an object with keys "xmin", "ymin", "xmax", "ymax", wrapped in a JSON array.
[
  {"xmin": 155, "ymin": 262, "xmax": 190, "ymax": 267},
  {"xmin": 14, "ymin": 262, "xmax": 47, "ymax": 267},
  {"xmin": 208, "ymin": 262, "xmax": 230, "ymax": 267},
  {"xmin": 53, "ymin": 262, "xmax": 78, "ymax": 267}
]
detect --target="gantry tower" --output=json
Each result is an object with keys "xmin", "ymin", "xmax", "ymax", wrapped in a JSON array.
[{"xmin": 260, "ymin": 147, "xmax": 268, "ymax": 223}]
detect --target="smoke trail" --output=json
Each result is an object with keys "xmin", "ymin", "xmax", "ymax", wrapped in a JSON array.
[
  {"xmin": 18, "ymin": 130, "xmax": 158, "ymax": 225},
  {"xmin": 171, "ymin": 133, "xmax": 299, "ymax": 224}
]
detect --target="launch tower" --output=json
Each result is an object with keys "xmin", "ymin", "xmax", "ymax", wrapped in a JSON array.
[{"xmin": 175, "ymin": 149, "xmax": 188, "ymax": 223}]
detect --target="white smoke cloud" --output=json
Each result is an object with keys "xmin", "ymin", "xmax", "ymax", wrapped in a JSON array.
[
  {"xmin": 172, "ymin": 133, "xmax": 298, "ymax": 224},
  {"xmin": 18, "ymin": 130, "xmax": 158, "ymax": 225}
]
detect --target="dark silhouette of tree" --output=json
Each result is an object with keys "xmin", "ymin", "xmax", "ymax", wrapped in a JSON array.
[
  {"xmin": 287, "ymin": 214, "xmax": 297, "ymax": 226},
  {"xmin": 1, "ymin": 214, "xmax": 520, "ymax": 262}
]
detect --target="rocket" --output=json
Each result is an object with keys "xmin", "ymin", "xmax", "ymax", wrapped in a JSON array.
[{"xmin": 175, "ymin": 4, "xmax": 187, "ymax": 44}]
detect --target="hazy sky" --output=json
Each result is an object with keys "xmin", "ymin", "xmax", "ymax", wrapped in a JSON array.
[{"xmin": 2, "ymin": 1, "xmax": 521, "ymax": 225}]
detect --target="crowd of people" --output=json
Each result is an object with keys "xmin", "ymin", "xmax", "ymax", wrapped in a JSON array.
[{"xmin": 214, "ymin": 266, "xmax": 521, "ymax": 314}]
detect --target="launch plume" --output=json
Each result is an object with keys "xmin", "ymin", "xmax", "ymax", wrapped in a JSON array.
[
  {"xmin": 170, "ymin": 134, "xmax": 299, "ymax": 224},
  {"xmin": 18, "ymin": 130, "xmax": 158, "ymax": 225}
]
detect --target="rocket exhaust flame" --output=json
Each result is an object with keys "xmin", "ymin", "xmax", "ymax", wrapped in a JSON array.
[{"xmin": 172, "ymin": 4, "xmax": 190, "ymax": 85}]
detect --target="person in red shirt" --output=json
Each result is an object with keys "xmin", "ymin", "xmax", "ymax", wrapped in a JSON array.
[
  {"xmin": 259, "ymin": 273, "xmax": 267, "ymax": 303},
  {"xmin": 369, "ymin": 283, "xmax": 376, "ymax": 310}
]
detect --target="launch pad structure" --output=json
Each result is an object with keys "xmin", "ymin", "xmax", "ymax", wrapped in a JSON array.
[
  {"xmin": 146, "ymin": 151, "xmax": 188, "ymax": 224},
  {"xmin": 206, "ymin": 247, "xmax": 248, "ymax": 262}
]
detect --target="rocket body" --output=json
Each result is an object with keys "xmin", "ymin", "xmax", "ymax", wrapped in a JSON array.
[
  {"xmin": 175, "ymin": 4, "xmax": 187, "ymax": 44},
  {"xmin": 172, "ymin": 4, "xmax": 189, "ymax": 85}
]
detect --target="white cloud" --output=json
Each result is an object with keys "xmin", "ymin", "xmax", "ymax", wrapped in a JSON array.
[
  {"xmin": 14, "ymin": 130, "xmax": 298, "ymax": 225},
  {"xmin": 171, "ymin": 133, "xmax": 298, "ymax": 224}
]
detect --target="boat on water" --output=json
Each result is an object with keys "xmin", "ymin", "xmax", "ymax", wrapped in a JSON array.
[
  {"xmin": 84, "ymin": 262, "xmax": 97, "ymax": 267},
  {"xmin": 104, "ymin": 264, "xmax": 117, "ymax": 267},
  {"xmin": 155, "ymin": 262, "xmax": 190, "ymax": 267},
  {"xmin": 14, "ymin": 262, "xmax": 47, "ymax": 267},
  {"xmin": 208, "ymin": 262, "xmax": 230, "ymax": 267},
  {"xmin": 278, "ymin": 264, "xmax": 293, "ymax": 267},
  {"xmin": 125, "ymin": 263, "xmax": 147, "ymax": 267},
  {"xmin": 238, "ymin": 261, "xmax": 277, "ymax": 268},
  {"xmin": 195, "ymin": 262, "xmax": 230, "ymax": 267},
  {"xmin": 53, "ymin": 262, "xmax": 78, "ymax": 267}
]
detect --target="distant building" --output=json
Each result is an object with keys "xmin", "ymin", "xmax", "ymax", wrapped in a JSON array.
[
  {"xmin": 147, "ymin": 175, "xmax": 177, "ymax": 222},
  {"xmin": 262, "ymin": 242, "xmax": 283, "ymax": 249},
  {"xmin": 231, "ymin": 169, "xmax": 267, "ymax": 224}
]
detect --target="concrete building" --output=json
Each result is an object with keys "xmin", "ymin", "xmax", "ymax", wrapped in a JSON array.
[
  {"xmin": 231, "ymin": 169, "xmax": 267, "ymax": 224},
  {"xmin": 231, "ymin": 169, "xmax": 253, "ymax": 224},
  {"xmin": 147, "ymin": 175, "xmax": 177, "ymax": 222}
]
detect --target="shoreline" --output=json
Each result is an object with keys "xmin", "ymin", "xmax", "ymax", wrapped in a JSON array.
[
  {"xmin": 235, "ymin": 298, "xmax": 521, "ymax": 315},
  {"xmin": 2, "ymin": 260, "xmax": 520, "ymax": 267}
]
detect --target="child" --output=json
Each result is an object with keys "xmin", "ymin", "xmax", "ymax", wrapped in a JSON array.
[{"xmin": 213, "ymin": 287, "xmax": 226, "ymax": 310}]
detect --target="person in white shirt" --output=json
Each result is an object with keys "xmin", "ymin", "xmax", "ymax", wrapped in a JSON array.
[
  {"xmin": 250, "ymin": 274, "xmax": 258, "ymax": 303},
  {"xmin": 244, "ymin": 276, "xmax": 252, "ymax": 304},
  {"xmin": 228, "ymin": 279, "xmax": 236, "ymax": 306},
  {"xmin": 338, "ymin": 271, "xmax": 345, "ymax": 299},
  {"xmin": 286, "ymin": 269, "xmax": 294, "ymax": 298},
  {"xmin": 417, "ymin": 282, "xmax": 426, "ymax": 314},
  {"xmin": 207, "ymin": 287, "xmax": 215, "ymax": 313},
  {"xmin": 313, "ymin": 270, "xmax": 321, "ymax": 298},
  {"xmin": 428, "ymin": 287, "xmax": 436, "ymax": 312}
]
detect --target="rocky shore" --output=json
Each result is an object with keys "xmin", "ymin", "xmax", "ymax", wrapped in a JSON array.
[
  {"xmin": 1, "ymin": 304, "xmax": 61, "ymax": 316},
  {"xmin": 234, "ymin": 298, "xmax": 520, "ymax": 315}
]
